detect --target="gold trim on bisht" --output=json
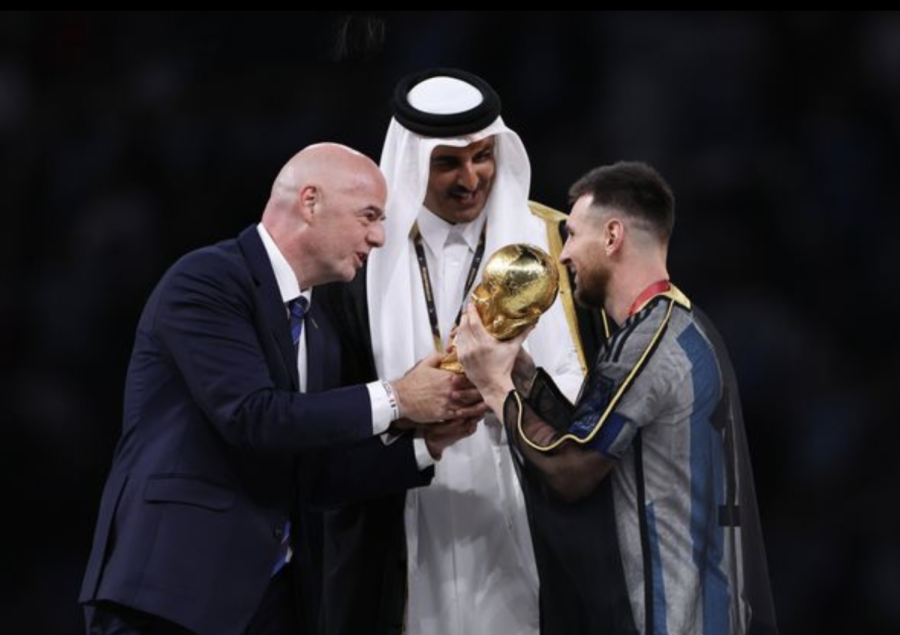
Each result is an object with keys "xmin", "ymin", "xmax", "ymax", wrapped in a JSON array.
[
  {"xmin": 662, "ymin": 284, "xmax": 691, "ymax": 311},
  {"xmin": 516, "ymin": 285, "xmax": 691, "ymax": 452},
  {"xmin": 517, "ymin": 296, "xmax": 678, "ymax": 452}
]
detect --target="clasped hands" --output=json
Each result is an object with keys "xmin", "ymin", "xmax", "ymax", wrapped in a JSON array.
[
  {"xmin": 390, "ymin": 305, "xmax": 536, "ymax": 459},
  {"xmin": 390, "ymin": 351, "xmax": 487, "ymax": 460}
]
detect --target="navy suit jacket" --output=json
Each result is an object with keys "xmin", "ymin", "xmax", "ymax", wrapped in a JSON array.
[{"xmin": 80, "ymin": 226, "xmax": 431, "ymax": 635}]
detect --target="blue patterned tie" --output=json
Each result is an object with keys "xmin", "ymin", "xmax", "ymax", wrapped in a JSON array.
[
  {"xmin": 272, "ymin": 296, "xmax": 307, "ymax": 576},
  {"xmin": 272, "ymin": 520, "xmax": 292, "ymax": 576},
  {"xmin": 288, "ymin": 296, "xmax": 309, "ymax": 349}
]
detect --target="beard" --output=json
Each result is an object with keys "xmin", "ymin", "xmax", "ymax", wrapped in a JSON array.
[{"xmin": 572, "ymin": 265, "xmax": 609, "ymax": 310}]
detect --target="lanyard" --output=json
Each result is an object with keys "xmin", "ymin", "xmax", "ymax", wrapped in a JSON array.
[{"xmin": 412, "ymin": 222, "xmax": 487, "ymax": 353}]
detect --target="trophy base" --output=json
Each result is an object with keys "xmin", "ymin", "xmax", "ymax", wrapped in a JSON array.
[
  {"xmin": 439, "ymin": 348, "xmax": 465, "ymax": 374},
  {"xmin": 439, "ymin": 358, "xmax": 465, "ymax": 374}
]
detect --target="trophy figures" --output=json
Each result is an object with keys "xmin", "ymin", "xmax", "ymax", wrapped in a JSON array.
[{"xmin": 441, "ymin": 243, "xmax": 559, "ymax": 373}]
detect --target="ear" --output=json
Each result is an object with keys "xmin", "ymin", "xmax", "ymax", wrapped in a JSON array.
[
  {"xmin": 604, "ymin": 218, "xmax": 625, "ymax": 255},
  {"xmin": 298, "ymin": 184, "xmax": 318, "ymax": 223}
]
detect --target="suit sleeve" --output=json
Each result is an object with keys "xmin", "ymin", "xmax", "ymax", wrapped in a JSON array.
[
  {"xmin": 298, "ymin": 434, "xmax": 433, "ymax": 509},
  {"xmin": 154, "ymin": 252, "xmax": 373, "ymax": 453}
]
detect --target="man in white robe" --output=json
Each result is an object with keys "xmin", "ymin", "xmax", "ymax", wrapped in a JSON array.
[{"xmin": 318, "ymin": 68, "xmax": 593, "ymax": 635}]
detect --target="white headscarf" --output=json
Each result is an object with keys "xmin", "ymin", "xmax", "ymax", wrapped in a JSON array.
[
  {"xmin": 367, "ymin": 115, "xmax": 551, "ymax": 380},
  {"xmin": 369, "ymin": 109, "xmax": 585, "ymax": 635}
]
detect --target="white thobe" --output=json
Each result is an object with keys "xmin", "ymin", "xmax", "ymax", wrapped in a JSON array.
[{"xmin": 404, "ymin": 210, "xmax": 582, "ymax": 635}]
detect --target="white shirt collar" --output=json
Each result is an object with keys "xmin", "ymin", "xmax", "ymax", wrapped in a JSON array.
[
  {"xmin": 256, "ymin": 223, "xmax": 313, "ymax": 307},
  {"xmin": 416, "ymin": 206, "xmax": 486, "ymax": 256}
]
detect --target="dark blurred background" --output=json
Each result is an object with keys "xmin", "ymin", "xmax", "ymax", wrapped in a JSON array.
[{"xmin": 3, "ymin": 11, "xmax": 897, "ymax": 634}]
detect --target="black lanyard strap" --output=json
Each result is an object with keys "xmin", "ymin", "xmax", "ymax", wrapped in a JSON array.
[{"xmin": 411, "ymin": 222, "xmax": 487, "ymax": 353}]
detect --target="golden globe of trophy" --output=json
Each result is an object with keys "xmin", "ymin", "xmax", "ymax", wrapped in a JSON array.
[{"xmin": 441, "ymin": 243, "xmax": 560, "ymax": 373}]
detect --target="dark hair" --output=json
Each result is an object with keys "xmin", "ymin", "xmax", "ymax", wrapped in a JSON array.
[{"xmin": 568, "ymin": 161, "xmax": 675, "ymax": 242}]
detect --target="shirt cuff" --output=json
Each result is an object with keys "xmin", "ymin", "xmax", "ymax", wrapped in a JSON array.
[
  {"xmin": 413, "ymin": 435, "xmax": 436, "ymax": 469},
  {"xmin": 366, "ymin": 381, "xmax": 398, "ymax": 435}
]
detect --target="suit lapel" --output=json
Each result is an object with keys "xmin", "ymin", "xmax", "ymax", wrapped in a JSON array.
[{"xmin": 238, "ymin": 226, "xmax": 299, "ymax": 391}]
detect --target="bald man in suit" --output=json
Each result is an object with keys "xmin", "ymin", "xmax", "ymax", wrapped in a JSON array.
[{"xmin": 80, "ymin": 144, "xmax": 483, "ymax": 635}]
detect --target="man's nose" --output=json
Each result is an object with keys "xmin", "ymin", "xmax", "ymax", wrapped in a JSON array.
[
  {"xmin": 457, "ymin": 163, "xmax": 478, "ymax": 191},
  {"xmin": 369, "ymin": 221, "xmax": 386, "ymax": 247}
]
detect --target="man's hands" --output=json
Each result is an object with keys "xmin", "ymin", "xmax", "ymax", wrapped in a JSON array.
[
  {"xmin": 388, "ymin": 352, "xmax": 490, "ymax": 461},
  {"xmin": 424, "ymin": 417, "xmax": 479, "ymax": 461},
  {"xmin": 456, "ymin": 304, "xmax": 532, "ymax": 415},
  {"xmin": 391, "ymin": 352, "xmax": 489, "ymax": 424}
]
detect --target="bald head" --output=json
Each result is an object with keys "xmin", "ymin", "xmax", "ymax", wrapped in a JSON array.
[
  {"xmin": 271, "ymin": 142, "xmax": 385, "ymax": 206},
  {"xmin": 262, "ymin": 142, "xmax": 388, "ymax": 288}
]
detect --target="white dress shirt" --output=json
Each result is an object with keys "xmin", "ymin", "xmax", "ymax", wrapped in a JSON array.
[{"xmin": 256, "ymin": 224, "xmax": 394, "ymax": 433}]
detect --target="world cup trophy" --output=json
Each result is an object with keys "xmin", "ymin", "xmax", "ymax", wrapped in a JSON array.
[{"xmin": 441, "ymin": 243, "xmax": 560, "ymax": 373}]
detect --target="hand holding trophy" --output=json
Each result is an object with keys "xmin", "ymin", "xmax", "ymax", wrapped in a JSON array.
[{"xmin": 441, "ymin": 243, "xmax": 559, "ymax": 373}]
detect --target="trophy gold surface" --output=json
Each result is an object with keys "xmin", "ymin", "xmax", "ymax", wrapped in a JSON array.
[{"xmin": 441, "ymin": 243, "xmax": 560, "ymax": 373}]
